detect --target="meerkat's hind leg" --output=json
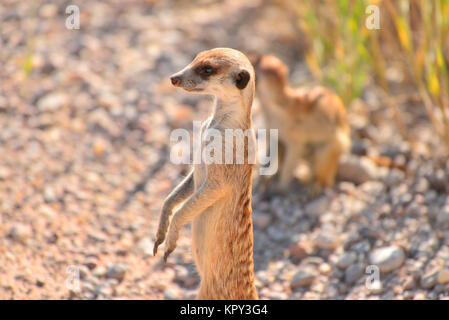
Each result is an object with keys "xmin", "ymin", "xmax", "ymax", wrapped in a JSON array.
[
  {"xmin": 163, "ymin": 182, "xmax": 228, "ymax": 262},
  {"xmin": 153, "ymin": 171, "xmax": 194, "ymax": 256},
  {"xmin": 275, "ymin": 144, "xmax": 302, "ymax": 194},
  {"xmin": 310, "ymin": 140, "xmax": 342, "ymax": 192}
]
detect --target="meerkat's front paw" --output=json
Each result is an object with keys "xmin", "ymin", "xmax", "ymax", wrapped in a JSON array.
[
  {"xmin": 163, "ymin": 224, "xmax": 180, "ymax": 263},
  {"xmin": 153, "ymin": 233, "xmax": 165, "ymax": 256},
  {"xmin": 153, "ymin": 205, "xmax": 173, "ymax": 256}
]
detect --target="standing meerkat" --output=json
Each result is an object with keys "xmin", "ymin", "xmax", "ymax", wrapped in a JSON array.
[
  {"xmin": 153, "ymin": 48, "xmax": 258, "ymax": 300},
  {"xmin": 251, "ymin": 55, "xmax": 351, "ymax": 194}
]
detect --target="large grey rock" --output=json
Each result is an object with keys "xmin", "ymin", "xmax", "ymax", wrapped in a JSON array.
[
  {"xmin": 336, "ymin": 252, "xmax": 357, "ymax": 269},
  {"xmin": 369, "ymin": 246, "xmax": 405, "ymax": 273},
  {"xmin": 345, "ymin": 263, "xmax": 365, "ymax": 284},
  {"xmin": 337, "ymin": 155, "xmax": 378, "ymax": 185}
]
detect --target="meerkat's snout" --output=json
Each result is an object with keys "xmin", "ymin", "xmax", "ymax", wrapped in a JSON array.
[{"xmin": 170, "ymin": 74, "xmax": 182, "ymax": 87}]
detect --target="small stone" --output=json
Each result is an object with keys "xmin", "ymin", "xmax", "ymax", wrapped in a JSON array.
[
  {"xmin": 305, "ymin": 196, "xmax": 328, "ymax": 216},
  {"xmin": 10, "ymin": 224, "xmax": 32, "ymax": 243},
  {"xmin": 437, "ymin": 269, "xmax": 449, "ymax": 285},
  {"xmin": 337, "ymin": 155, "xmax": 378, "ymax": 185},
  {"xmin": 137, "ymin": 237, "xmax": 153, "ymax": 256},
  {"xmin": 437, "ymin": 207, "xmax": 449, "ymax": 224},
  {"xmin": 345, "ymin": 263, "xmax": 364, "ymax": 284},
  {"xmin": 337, "ymin": 252, "xmax": 357, "ymax": 269},
  {"xmin": 84, "ymin": 257, "xmax": 98, "ymax": 270},
  {"xmin": 351, "ymin": 240, "xmax": 371, "ymax": 254},
  {"xmin": 92, "ymin": 139, "xmax": 107, "ymax": 157},
  {"xmin": 289, "ymin": 240, "xmax": 313, "ymax": 262},
  {"xmin": 319, "ymin": 263, "xmax": 331, "ymax": 275},
  {"xmin": 413, "ymin": 292, "xmax": 426, "ymax": 300},
  {"xmin": 314, "ymin": 233, "xmax": 340, "ymax": 251},
  {"xmin": 95, "ymin": 284, "xmax": 113, "ymax": 298},
  {"xmin": 37, "ymin": 92, "xmax": 68, "ymax": 112},
  {"xmin": 173, "ymin": 265, "xmax": 189, "ymax": 284},
  {"xmin": 79, "ymin": 265, "xmax": 90, "ymax": 279},
  {"xmin": 290, "ymin": 268, "xmax": 316, "ymax": 288},
  {"xmin": 369, "ymin": 246, "xmax": 405, "ymax": 273},
  {"xmin": 420, "ymin": 270, "xmax": 439, "ymax": 289},
  {"xmin": 43, "ymin": 186, "xmax": 56, "ymax": 202},
  {"xmin": 92, "ymin": 266, "xmax": 107, "ymax": 278},
  {"xmin": 106, "ymin": 263, "xmax": 128, "ymax": 281},
  {"xmin": 253, "ymin": 212, "xmax": 272, "ymax": 229},
  {"xmin": 403, "ymin": 276, "xmax": 416, "ymax": 290},
  {"xmin": 36, "ymin": 278, "xmax": 46, "ymax": 287},
  {"xmin": 164, "ymin": 288, "xmax": 180, "ymax": 300},
  {"xmin": 268, "ymin": 291, "xmax": 288, "ymax": 300}
]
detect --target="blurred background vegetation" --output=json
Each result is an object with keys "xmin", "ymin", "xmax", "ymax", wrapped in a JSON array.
[{"xmin": 283, "ymin": 0, "xmax": 449, "ymax": 151}]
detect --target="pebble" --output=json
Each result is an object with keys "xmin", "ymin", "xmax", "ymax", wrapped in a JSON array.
[
  {"xmin": 137, "ymin": 237, "xmax": 154, "ymax": 256},
  {"xmin": 368, "ymin": 246, "xmax": 405, "ymax": 273},
  {"xmin": 84, "ymin": 257, "xmax": 98, "ymax": 270},
  {"xmin": 173, "ymin": 265, "xmax": 189, "ymax": 285},
  {"xmin": 290, "ymin": 268, "xmax": 316, "ymax": 288},
  {"xmin": 305, "ymin": 196, "xmax": 328, "ymax": 216},
  {"xmin": 95, "ymin": 284, "xmax": 113, "ymax": 298},
  {"xmin": 345, "ymin": 263, "xmax": 364, "ymax": 284},
  {"xmin": 437, "ymin": 207, "xmax": 449, "ymax": 224},
  {"xmin": 164, "ymin": 288, "xmax": 180, "ymax": 300},
  {"xmin": 37, "ymin": 92, "xmax": 68, "ymax": 112},
  {"xmin": 43, "ymin": 186, "xmax": 57, "ymax": 203},
  {"xmin": 420, "ymin": 270, "xmax": 438, "ymax": 289},
  {"xmin": 253, "ymin": 212, "xmax": 272, "ymax": 229},
  {"xmin": 10, "ymin": 224, "xmax": 32, "ymax": 243},
  {"xmin": 337, "ymin": 155, "xmax": 378, "ymax": 184},
  {"xmin": 437, "ymin": 269, "xmax": 449, "ymax": 285},
  {"xmin": 79, "ymin": 265, "xmax": 90, "ymax": 279},
  {"xmin": 268, "ymin": 291, "xmax": 288, "ymax": 300},
  {"xmin": 92, "ymin": 266, "xmax": 107, "ymax": 278},
  {"xmin": 319, "ymin": 263, "xmax": 332, "ymax": 275},
  {"xmin": 289, "ymin": 240, "xmax": 312, "ymax": 262},
  {"xmin": 106, "ymin": 263, "xmax": 128, "ymax": 281},
  {"xmin": 314, "ymin": 233, "xmax": 340, "ymax": 251},
  {"xmin": 336, "ymin": 252, "xmax": 357, "ymax": 269}
]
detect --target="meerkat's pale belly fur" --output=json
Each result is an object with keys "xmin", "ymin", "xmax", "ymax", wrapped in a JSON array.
[
  {"xmin": 154, "ymin": 48, "xmax": 258, "ymax": 300},
  {"xmin": 192, "ymin": 117, "xmax": 258, "ymax": 300}
]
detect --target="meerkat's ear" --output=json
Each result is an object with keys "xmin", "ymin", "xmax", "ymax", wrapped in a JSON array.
[{"xmin": 235, "ymin": 70, "xmax": 250, "ymax": 90}]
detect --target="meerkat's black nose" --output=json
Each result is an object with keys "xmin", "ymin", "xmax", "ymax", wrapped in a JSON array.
[{"xmin": 170, "ymin": 75, "xmax": 181, "ymax": 86}]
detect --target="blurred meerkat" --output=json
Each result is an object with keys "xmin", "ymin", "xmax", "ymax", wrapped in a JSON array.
[
  {"xmin": 251, "ymin": 55, "xmax": 351, "ymax": 194},
  {"xmin": 153, "ymin": 48, "xmax": 258, "ymax": 300}
]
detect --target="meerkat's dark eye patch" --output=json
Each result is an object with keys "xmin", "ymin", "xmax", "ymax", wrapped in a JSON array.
[
  {"xmin": 196, "ymin": 65, "xmax": 217, "ymax": 79},
  {"xmin": 235, "ymin": 70, "xmax": 250, "ymax": 89}
]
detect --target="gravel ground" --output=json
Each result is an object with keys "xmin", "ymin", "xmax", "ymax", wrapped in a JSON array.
[{"xmin": 1, "ymin": 0, "xmax": 449, "ymax": 300}]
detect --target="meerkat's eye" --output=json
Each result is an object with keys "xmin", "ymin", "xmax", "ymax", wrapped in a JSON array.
[{"xmin": 200, "ymin": 66, "xmax": 214, "ymax": 75}]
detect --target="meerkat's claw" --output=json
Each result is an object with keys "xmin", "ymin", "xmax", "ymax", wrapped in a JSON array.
[
  {"xmin": 163, "ymin": 247, "xmax": 174, "ymax": 263},
  {"xmin": 153, "ymin": 238, "xmax": 164, "ymax": 256}
]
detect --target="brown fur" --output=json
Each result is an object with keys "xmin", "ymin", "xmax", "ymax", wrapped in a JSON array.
[
  {"xmin": 154, "ymin": 48, "xmax": 258, "ymax": 300},
  {"xmin": 252, "ymin": 55, "xmax": 351, "ymax": 193}
]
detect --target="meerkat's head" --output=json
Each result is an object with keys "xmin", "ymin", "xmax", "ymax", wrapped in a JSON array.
[
  {"xmin": 170, "ymin": 48, "xmax": 254, "ymax": 100},
  {"xmin": 250, "ymin": 54, "xmax": 289, "ymax": 90}
]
